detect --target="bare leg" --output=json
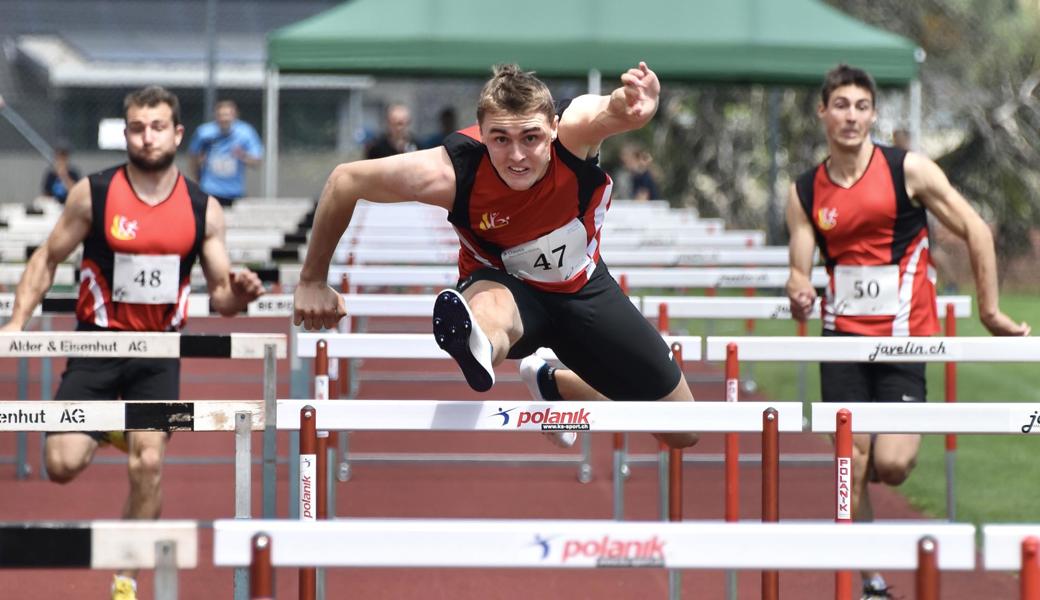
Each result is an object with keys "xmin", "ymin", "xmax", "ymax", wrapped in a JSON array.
[
  {"xmin": 462, "ymin": 280, "xmax": 524, "ymax": 365},
  {"xmin": 44, "ymin": 432, "xmax": 98, "ymax": 482},
  {"xmin": 652, "ymin": 373, "xmax": 699, "ymax": 449},
  {"xmin": 853, "ymin": 433, "xmax": 921, "ymax": 587},
  {"xmin": 119, "ymin": 431, "xmax": 168, "ymax": 580}
]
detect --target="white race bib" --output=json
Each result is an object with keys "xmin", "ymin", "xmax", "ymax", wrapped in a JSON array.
[
  {"xmin": 832, "ymin": 265, "xmax": 900, "ymax": 316},
  {"xmin": 501, "ymin": 218, "xmax": 590, "ymax": 283},
  {"xmin": 112, "ymin": 253, "xmax": 180, "ymax": 304}
]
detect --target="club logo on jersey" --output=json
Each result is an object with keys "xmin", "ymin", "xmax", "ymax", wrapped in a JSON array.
[
  {"xmin": 110, "ymin": 215, "xmax": 139, "ymax": 241},
  {"xmin": 478, "ymin": 212, "xmax": 510, "ymax": 231},
  {"xmin": 817, "ymin": 207, "xmax": 839, "ymax": 231}
]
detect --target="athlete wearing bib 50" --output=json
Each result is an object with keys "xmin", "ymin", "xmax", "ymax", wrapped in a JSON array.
[
  {"xmin": 0, "ymin": 85, "xmax": 264, "ymax": 600},
  {"xmin": 785, "ymin": 65, "xmax": 1029, "ymax": 600},
  {"xmin": 293, "ymin": 62, "xmax": 698, "ymax": 451}
]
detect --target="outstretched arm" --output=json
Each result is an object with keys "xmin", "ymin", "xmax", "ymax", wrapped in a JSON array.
[
  {"xmin": 557, "ymin": 62, "xmax": 660, "ymax": 159},
  {"xmin": 785, "ymin": 183, "xmax": 818, "ymax": 322},
  {"xmin": 292, "ymin": 148, "xmax": 456, "ymax": 330},
  {"xmin": 905, "ymin": 152, "xmax": 1029, "ymax": 336},
  {"xmin": 1, "ymin": 179, "xmax": 92, "ymax": 331}
]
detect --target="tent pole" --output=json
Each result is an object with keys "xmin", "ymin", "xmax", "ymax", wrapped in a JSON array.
[
  {"xmin": 909, "ymin": 47, "xmax": 926, "ymax": 152},
  {"xmin": 263, "ymin": 66, "xmax": 280, "ymax": 198},
  {"xmin": 588, "ymin": 68, "xmax": 601, "ymax": 95}
]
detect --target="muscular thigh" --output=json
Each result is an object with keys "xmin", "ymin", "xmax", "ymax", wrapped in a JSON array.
[
  {"xmin": 459, "ymin": 267, "xmax": 552, "ymax": 359},
  {"xmin": 548, "ymin": 263, "xmax": 680, "ymax": 400}
]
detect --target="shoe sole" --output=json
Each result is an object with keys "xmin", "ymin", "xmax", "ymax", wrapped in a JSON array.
[{"xmin": 433, "ymin": 290, "xmax": 493, "ymax": 392}]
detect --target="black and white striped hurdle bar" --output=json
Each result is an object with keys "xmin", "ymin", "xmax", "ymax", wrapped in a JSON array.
[
  {"xmin": 0, "ymin": 332, "xmax": 286, "ymax": 359},
  {"xmin": 0, "ymin": 520, "xmax": 197, "ymax": 569},
  {"xmin": 213, "ymin": 519, "xmax": 975, "ymax": 570},
  {"xmin": 0, "ymin": 401, "xmax": 264, "ymax": 432}
]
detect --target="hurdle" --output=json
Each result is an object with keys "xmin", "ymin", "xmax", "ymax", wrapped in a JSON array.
[
  {"xmin": 293, "ymin": 333, "xmax": 704, "ymax": 491},
  {"xmin": 213, "ymin": 518, "xmax": 974, "ymax": 600},
  {"xmin": 0, "ymin": 331, "xmax": 285, "ymax": 513},
  {"xmin": 280, "ymin": 399, "xmax": 801, "ymax": 600},
  {"xmin": 983, "ymin": 526, "xmax": 1040, "ymax": 599},
  {"xmin": 0, "ymin": 520, "xmax": 197, "ymax": 600},
  {"xmin": 709, "ymin": 336, "xmax": 1040, "ymax": 526}
]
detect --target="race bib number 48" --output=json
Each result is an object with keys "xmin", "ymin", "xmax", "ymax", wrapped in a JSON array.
[
  {"xmin": 112, "ymin": 253, "xmax": 180, "ymax": 304},
  {"xmin": 501, "ymin": 218, "xmax": 590, "ymax": 283},
  {"xmin": 832, "ymin": 264, "xmax": 900, "ymax": 316}
]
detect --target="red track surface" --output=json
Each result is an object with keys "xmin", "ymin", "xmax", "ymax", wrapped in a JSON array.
[{"xmin": 0, "ymin": 315, "xmax": 1020, "ymax": 598}]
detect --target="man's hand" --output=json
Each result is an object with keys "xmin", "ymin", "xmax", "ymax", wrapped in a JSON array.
[
  {"xmin": 293, "ymin": 280, "xmax": 347, "ymax": 330},
  {"xmin": 786, "ymin": 279, "xmax": 818, "ymax": 322},
  {"xmin": 981, "ymin": 310, "xmax": 1031, "ymax": 337},
  {"xmin": 229, "ymin": 269, "xmax": 265, "ymax": 305},
  {"xmin": 619, "ymin": 62, "xmax": 660, "ymax": 120}
]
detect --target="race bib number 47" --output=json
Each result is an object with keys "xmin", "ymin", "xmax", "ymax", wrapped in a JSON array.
[
  {"xmin": 501, "ymin": 219, "xmax": 590, "ymax": 283},
  {"xmin": 112, "ymin": 253, "xmax": 180, "ymax": 304},
  {"xmin": 832, "ymin": 264, "xmax": 900, "ymax": 316}
]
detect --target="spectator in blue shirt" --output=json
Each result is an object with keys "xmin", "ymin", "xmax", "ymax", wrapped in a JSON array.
[{"xmin": 188, "ymin": 100, "xmax": 262, "ymax": 206}]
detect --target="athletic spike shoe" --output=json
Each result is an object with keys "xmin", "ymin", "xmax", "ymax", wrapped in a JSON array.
[
  {"xmin": 433, "ymin": 289, "xmax": 495, "ymax": 392},
  {"xmin": 111, "ymin": 575, "xmax": 137, "ymax": 600},
  {"xmin": 519, "ymin": 355, "xmax": 577, "ymax": 449}
]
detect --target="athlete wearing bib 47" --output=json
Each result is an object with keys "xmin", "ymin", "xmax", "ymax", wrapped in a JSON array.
[
  {"xmin": 294, "ymin": 62, "xmax": 698, "ymax": 451},
  {"xmin": 785, "ymin": 65, "xmax": 1029, "ymax": 600},
  {"xmin": 0, "ymin": 86, "xmax": 264, "ymax": 600}
]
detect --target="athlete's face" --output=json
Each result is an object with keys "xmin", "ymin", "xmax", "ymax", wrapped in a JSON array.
[
  {"xmin": 480, "ymin": 110, "xmax": 558, "ymax": 191},
  {"xmin": 125, "ymin": 103, "xmax": 183, "ymax": 173},
  {"xmin": 818, "ymin": 84, "xmax": 876, "ymax": 150}
]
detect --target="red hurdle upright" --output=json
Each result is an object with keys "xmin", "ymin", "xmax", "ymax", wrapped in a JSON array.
[
  {"xmin": 1023, "ymin": 537, "xmax": 1040, "ymax": 600},
  {"xmin": 762, "ymin": 407, "xmax": 779, "ymax": 600},
  {"xmin": 250, "ymin": 533, "xmax": 273, "ymax": 600},
  {"xmin": 944, "ymin": 302, "xmax": 958, "ymax": 521},
  {"xmin": 916, "ymin": 536, "xmax": 940, "ymax": 600},
  {"xmin": 299, "ymin": 407, "xmax": 317, "ymax": 600},
  {"xmin": 835, "ymin": 408, "xmax": 853, "ymax": 600},
  {"xmin": 724, "ymin": 343, "xmax": 740, "ymax": 524}
]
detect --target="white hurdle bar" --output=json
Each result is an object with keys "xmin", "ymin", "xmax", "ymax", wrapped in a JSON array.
[
  {"xmin": 811, "ymin": 403, "xmax": 1040, "ymax": 434},
  {"xmin": 277, "ymin": 399, "xmax": 802, "ymax": 433},
  {"xmin": 0, "ymin": 331, "xmax": 287, "ymax": 359},
  {"xmin": 213, "ymin": 519, "xmax": 973, "ymax": 574},
  {"xmin": 296, "ymin": 332, "xmax": 701, "ymax": 361},
  {"xmin": 705, "ymin": 336, "xmax": 1040, "ymax": 362},
  {"xmin": 0, "ymin": 520, "xmax": 197, "ymax": 600}
]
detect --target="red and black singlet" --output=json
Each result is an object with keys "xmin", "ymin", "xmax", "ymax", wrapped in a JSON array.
[
  {"xmin": 443, "ymin": 105, "xmax": 614, "ymax": 294},
  {"xmin": 795, "ymin": 145, "xmax": 938, "ymax": 336},
  {"xmin": 76, "ymin": 165, "xmax": 207, "ymax": 331}
]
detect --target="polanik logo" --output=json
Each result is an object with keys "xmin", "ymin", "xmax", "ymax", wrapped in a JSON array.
[
  {"xmin": 534, "ymin": 534, "xmax": 666, "ymax": 567},
  {"xmin": 490, "ymin": 407, "xmax": 591, "ymax": 431}
]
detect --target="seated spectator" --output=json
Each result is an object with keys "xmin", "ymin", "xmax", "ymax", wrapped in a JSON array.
[{"xmin": 41, "ymin": 142, "xmax": 81, "ymax": 203}]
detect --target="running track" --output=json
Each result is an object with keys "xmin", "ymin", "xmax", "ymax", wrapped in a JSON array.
[{"xmin": 0, "ymin": 314, "xmax": 1019, "ymax": 598}]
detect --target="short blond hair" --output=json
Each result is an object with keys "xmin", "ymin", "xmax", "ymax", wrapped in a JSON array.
[{"xmin": 477, "ymin": 64, "xmax": 555, "ymax": 125}]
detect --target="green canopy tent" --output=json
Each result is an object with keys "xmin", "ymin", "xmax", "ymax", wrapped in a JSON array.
[{"xmin": 263, "ymin": 0, "xmax": 922, "ymax": 196}]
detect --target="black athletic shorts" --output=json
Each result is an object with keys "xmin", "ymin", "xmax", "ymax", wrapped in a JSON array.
[
  {"xmin": 458, "ymin": 261, "xmax": 681, "ymax": 400},
  {"xmin": 819, "ymin": 330, "xmax": 926, "ymax": 403},
  {"xmin": 52, "ymin": 324, "xmax": 180, "ymax": 442}
]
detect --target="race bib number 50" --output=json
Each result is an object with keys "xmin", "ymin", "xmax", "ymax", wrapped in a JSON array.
[
  {"xmin": 501, "ymin": 219, "xmax": 590, "ymax": 283},
  {"xmin": 112, "ymin": 253, "xmax": 180, "ymax": 304},
  {"xmin": 832, "ymin": 265, "xmax": 900, "ymax": 316}
]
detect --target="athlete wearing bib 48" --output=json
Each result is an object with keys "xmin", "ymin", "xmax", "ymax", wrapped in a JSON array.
[
  {"xmin": 294, "ymin": 62, "xmax": 698, "ymax": 452},
  {"xmin": 0, "ymin": 86, "xmax": 264, "ymax": 600},
  {"xmin": 785, "ymin": 65, "xmax": 1029, "ymax": 600}
]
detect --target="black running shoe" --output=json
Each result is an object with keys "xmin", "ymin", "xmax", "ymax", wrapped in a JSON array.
[
  {"xmin": 433, "ymin": 289, "xmax": 495, "ymax": 392},
  {"xmin": 861, "ymin": 583, "xmax": 899, "ymax": 599}
]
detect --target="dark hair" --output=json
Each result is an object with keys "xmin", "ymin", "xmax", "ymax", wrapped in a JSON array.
[
  {"xmin": 820, "ymin": 64, "xmax": 877, "ymax": 107},
  {"xmin": 477, "ymin": 64, "xmax": 555, "ymax": 125},
  {"xmin": 123, "ymin": 85, "xmax": 181, "ymax": 126}
]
